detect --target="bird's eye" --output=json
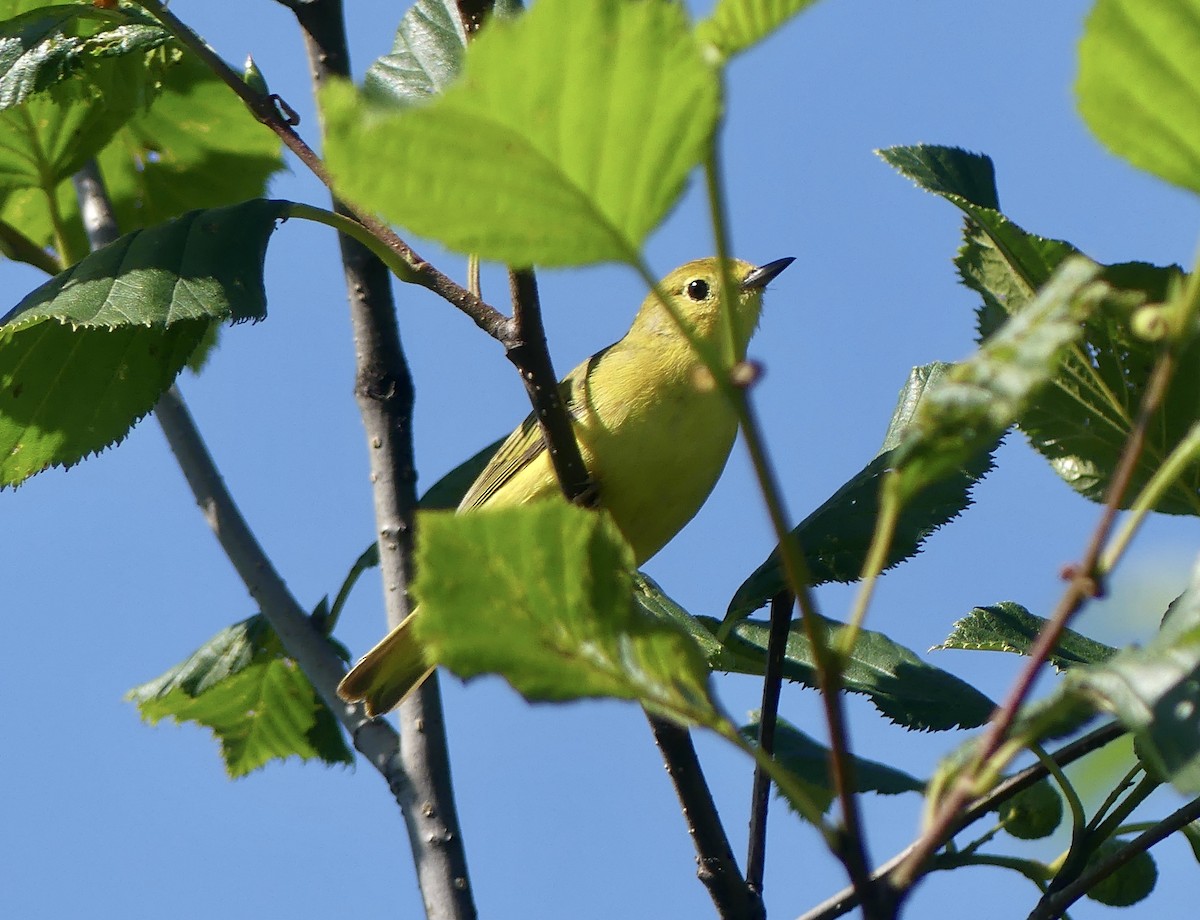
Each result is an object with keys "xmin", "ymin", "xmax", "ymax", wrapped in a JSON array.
[{"xmin": 686, "ymin": 279, "xmax": 710, "ymax": 301}]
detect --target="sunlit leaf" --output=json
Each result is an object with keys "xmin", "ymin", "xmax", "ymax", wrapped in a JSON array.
[
  {"xmin": 414, "ymin": 502, "xmax": 721, "ymax": 727},
  {"xmin": 0, "ymin": 199, "xmax": 289, "ymax": 485},
  {"xmin": 881, "ymin": 144, "xmax": 1200, "ymax": 514},
  {"xmin": 1077, "ymin": 0, "xmax": 1200, "ymax": 196},
  {"xmin": 128, "ymin": 614, "xmax": 352, "ymax": 777},
  {"xmin": 324, "ymin": 0, "xmax": 719, "ymax": 265},
  {"xmin": 695, "ymin": 0, "xmax": 820, "ymax": 59},
  {"xmin": 937, "ymin": 602, "xmax": 1117, "ymax": 672}
]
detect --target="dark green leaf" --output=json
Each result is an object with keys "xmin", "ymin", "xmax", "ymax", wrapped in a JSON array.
[
  {"xmin": 728, "ymin": 363, "xmax": 998, "ymax": 617},
  {"xmin": 697, "ymin": 612, "xmax": 994, "ymax": 731},
  {"xmin": 891, "ymin": 257, "xmax": 1106, "ymax": 503},
  {"xmin": 324, "ymin": 0, "xmax": 719, "ymax": 266},
  {"xmin": 882, "ymin": 144, "xmax": 1200, "ymax": 515},
  {"xmin": 128, "ymin": 614, "xmax": 353, "ymax": 777},
  {"xmin": 741, "ymin": 715, "xmax": 923, "ymax": 819},
  {"xmin": 414, "ymin": 501, "xmax": 721, "ymax": 727},
  {"xmin": 0, "ymin": 199, "xmax": 289, "ymax": 486},
  {"xmin": 937, "ymin": 602, "xmax": 1118, "ymax": 672},
  {"xmin": 1077, "ymin": 0, "xmax": 1200, "ymax": 196}
]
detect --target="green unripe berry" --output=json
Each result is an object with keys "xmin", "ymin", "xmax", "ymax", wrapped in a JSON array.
[{"xmin": 999, "ymin": 779, "xmax": 1063, "ymax": 840}]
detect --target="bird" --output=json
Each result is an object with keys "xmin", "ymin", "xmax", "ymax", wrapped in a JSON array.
[{"xmin": 337, "ymin": 256, "xmax": 794, "ymax": 716}]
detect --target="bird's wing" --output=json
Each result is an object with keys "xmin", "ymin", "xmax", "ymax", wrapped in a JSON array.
[{"xmin": 458, "ymin": 350, "xmax": 607, "ymax": 511}]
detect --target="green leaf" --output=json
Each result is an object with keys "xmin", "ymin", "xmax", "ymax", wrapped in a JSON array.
[
  {"xmin": 95, "ymin": 54, "xmax": 285, "ymax": 233},
  {"xmin": 696, "ymin": 611, "xmax": 994, "ymax": 731},
  {"xmin": 937, "ymin": 602, "xmax": 1118, "ymax": 672},
  {"xmin": 882, "ymin": 144, "xmax": 1200, "ymax": 515},
  {"xmin": 413, "ymin": 501, "xmax": 721, "ymax": 727},
  {"xmin": 890, "ymin": 257, "xmax": 1107, "ymax": 503},
  {"xmin": 0, "ymin": 53, "xmax": 284, "ymax": 256},
  {"xmin": 741, "ymin": 715, "xmax": 923, "ymax": 818},
  {"xmin": 728, "ymin": 362, "xmax": 997, "ymax": 617},
  {"xmin": 991, "ymin": 558, "xmax": 1200, "ymax": 794},
  {"xmin": 1077, "ymin": 0, "xmax": 1200, "ymax": 196},
  {"xmin": 364, "ymin": 0, "xmax": 522, "ymax": 106},
  {"xmin": 0, "ymin": 199, "xmax": 289, "ymax": 486},
  {"xmin": 696, "ymin": 0, "xmax": 821, "ymax": 60},
  {"xmin": 129, "ymin": 614, "xmax": 353, "ymax": 777},
  {"xmin": 364, "ymin": 0, "xmax": 464, "ymax": 105},
  {"xmin": 0, "ymin": 3, "xmax": 171, "ymax": 110},
  {"xmin": 324, "ymin": 0, "xmax": 719, "ymax": 266}
]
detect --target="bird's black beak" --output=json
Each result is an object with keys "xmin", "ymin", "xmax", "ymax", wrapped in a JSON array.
[{"xmin": 740, "ymin": 257, "xmax": 795, "ymax": 291}]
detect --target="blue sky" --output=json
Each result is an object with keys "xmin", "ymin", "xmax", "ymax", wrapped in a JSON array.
[{"xmin": 4, "ymin": 1, "xmax": 1200, "ymax": 918}]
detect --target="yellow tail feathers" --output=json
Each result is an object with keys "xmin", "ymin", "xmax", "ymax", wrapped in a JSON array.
[{"xmin": 337, "ymin": 613, "xmax": 435, "ymax": 717}]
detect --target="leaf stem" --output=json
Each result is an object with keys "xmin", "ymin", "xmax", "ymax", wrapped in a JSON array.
[
  {"xmin": 798, "ymin": 721, "xmax": 1126, "ymax": 920},
  {"xmin": 1029, "ymin": 794, "xmax": 1200, "ymax": 920},
  {"xmin": 889, "ymin": 343, "xmax": 1177, "ymax": 899},
  {"xmin": 130, "ymin": 0, "xmax": 511, "ymax": 341},
  {"xmin": 700, "ymin": 151, "xmax": 875, "ymax": 910}
]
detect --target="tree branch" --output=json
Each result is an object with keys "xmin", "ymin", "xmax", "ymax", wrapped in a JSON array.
[
  {"xmin": 287, "ymin": 2, "xmax": 476, "ymax": 917},
  {"xmin": 131, "ymin": 0, "xmax": 510, "ymax": 341},
  {"xmin": 798, "ymin": 721, "xmax": 1128, "ymax": 920},
  {"xmin": 1028, "ymin": 793, "xmax": 1200, "ymax": 920},
  {"xmin": 746, "ymin": 591, "xmax": 794, "ymax": 897},
  {"xmin": 72, "ymin": 155, "xmax": 424, "ymax": 848},
  {"xmin": 889, "ymin": 347, "xmax": 1177, "ymax": 903}
]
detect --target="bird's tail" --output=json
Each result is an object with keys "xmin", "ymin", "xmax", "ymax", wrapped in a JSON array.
[{"xmin": 337, "ymin": 613, "xmax": 434, "ymax": 716}]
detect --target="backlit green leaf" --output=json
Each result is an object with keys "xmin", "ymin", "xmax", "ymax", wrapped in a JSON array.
[
  {"xmin": 324, "ymin": 0, "xmax": 719, "ymax": 266},
  {"xmin": 129, "ymin": 614, "xmax": 352, "ymax": 777},
  {"xmin": 414, "ymin": 501, "xmax": 721, "ymax": 727},
  {"xmin": 1077, "ymin": 0, "xmax": 1200, "ymax": 196}
]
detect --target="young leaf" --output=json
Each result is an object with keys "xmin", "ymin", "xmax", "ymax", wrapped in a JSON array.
[
  {"xmin": 882, "ymin": 144, "xmax": 1200, "ymax": 514},
  {"xmin": 413, "ymin": 501, "xmax": 722, "ymax": 728},
  {"xmin": 0, "ymin": 3, "xmax": 171, "ymax": 109},
  {"xmin": 0, "ymin": 199, "xmax": 289, "ymax": 486},
  {"xmin": 1077, "ymin": 0, "xmax": 1200, "ymax": 197},
  {"xmin": 695, "ymin": 0, "xmax": 821, "ymax": 60},
  {"xmin": 728, "ymin": 362, "xmax": 998, "ymax": 617},
  {"xmin": 741, "ymin": 715, "xmax": 923, "ymax": 818},
  {"xmin": 695, "ymin": 612, "xmax": 994, "ymax": 731},
  {"xmin": 937, "ymin": 602, "xmax": 1118, "ymax": 672},
  {"xmin": 323, "ymin": 0, "xmax": 719, "ymax": 266},
  {"xmin": 128, "ymin": 614, "xmax": 353, "ymax": 777}
]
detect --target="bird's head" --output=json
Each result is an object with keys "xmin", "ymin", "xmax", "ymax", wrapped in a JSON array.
[{"xmin": 629, "ymin": 257, "xmax": 794, "ymax": 358}]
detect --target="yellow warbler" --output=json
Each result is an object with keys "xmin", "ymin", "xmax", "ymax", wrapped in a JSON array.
[{"xmin": 338, "ymin": 256, "xmax": 793, "ymax": 715}]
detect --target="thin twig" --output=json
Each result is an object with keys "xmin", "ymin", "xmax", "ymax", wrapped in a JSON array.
[
  {"xmin": 889, "ymin": 347, "xmax": 1177, "ymax": 901},
  {"xmin": 747, "ymin": 591, "xmax": 795, "ymax": 896},
  {"xmin": 700, "ymin": 151, "xmax": 875, "ymax": 911},
  {"xmin": 288, "ymin": 2, "xmax": 476, "ymax": 917},
  {"xmin": 505, "ymin": 268, "xmax": 592, "ymax": 499},
  {"xmin": 798, "ymin": 722, "xmax": 1127, "ymax": 920},
  {"xmin": 72, "ymin": 156, "xmax": 426, "ymax": 858},
  {"xmin": 1029, "ymin": 794, "xmax": 1200, "ymax": 920},
  {"xmin": 504, "ymin": 265, "xmax": 753, "ymax": 917},
  {"xmin": 131, "ymin": 0, "xmax": 510, "ymax": 341},
  {"xmin": 652, "ymin": 719, "xmax": 763, "ymax": 920}
]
